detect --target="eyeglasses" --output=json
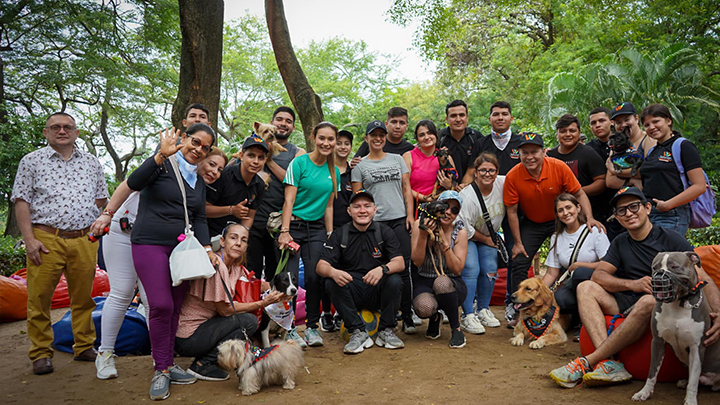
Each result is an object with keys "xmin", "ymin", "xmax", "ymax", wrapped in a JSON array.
[
  {"xmin": 613, "ymin": 201, "xmax": 643, "ymax": 217},
  {"xmin": 477, "ymin": 168, "xmax": 498, "ymax": 175},
  {"xmin": 188, "ymin": 136, "xmax": 211, "ymax": 154},
  {"xmin": 46, "ymin": 125, "xmax": 76, "ymax": 133}
]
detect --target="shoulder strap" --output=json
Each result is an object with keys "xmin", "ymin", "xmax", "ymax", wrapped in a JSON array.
[
  {"xmin": 168, "ymin": 155, "xmax": 190, "ymax": 232},
  {"xmin": 216, "ymin": 264, "xmax": 237, "ymax": 314},
  {"xmin": 470, "ymin": 182, "xmax": 496, "ymax": 236},
  {"xmin": 671, "ymin": 137, "xmax": 690, "ymax": 189},
  {"xmin": 340, "ymin": 224, "xmax": 350, "ymax": 249},
  {"xmin": 568, "ymin": 225, "xmax": 591, "ymax": 265}
]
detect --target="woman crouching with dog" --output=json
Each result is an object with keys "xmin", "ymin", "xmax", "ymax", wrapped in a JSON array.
[
  {"xmin": 175, "ymin": 223, "xmax": 286, "ymax": 381},
  {"xmin": 410, "ymin": 190, "xmax": 468, "ymax": 348}
]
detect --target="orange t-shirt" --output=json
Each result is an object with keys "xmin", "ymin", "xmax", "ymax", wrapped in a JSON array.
[{"xmin": 503, "ymin": 157, "xmax": 582, "ymax": 223}]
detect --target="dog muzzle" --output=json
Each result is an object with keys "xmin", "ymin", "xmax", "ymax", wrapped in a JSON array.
[{"xmin": 651, "ymin": 270, "xmax": 680, "ymax": 303}]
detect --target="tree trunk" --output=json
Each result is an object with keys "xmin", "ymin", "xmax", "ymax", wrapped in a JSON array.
[
  {"xmin": 172, "ymin": 0, "xmax": 224, "ymax": 132},
  {"xmin": 265, "ymin": 0, "xmax": 323, "ymax": 150}
]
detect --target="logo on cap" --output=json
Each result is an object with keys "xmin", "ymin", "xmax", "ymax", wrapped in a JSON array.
[
  {"xmin": 618, "ymin": 187, "xmax": 630, "ymax": 194},
  {"xmin": 250, "ymin": 134, "xmax": 266, "ymax": 143},
  {"xmin": 524, "ymin": 133, "xmax": 537, "ymax": 140},
  {"xmin": 615, "ymin": 103, "xmax": 625, "ymax": 112}
]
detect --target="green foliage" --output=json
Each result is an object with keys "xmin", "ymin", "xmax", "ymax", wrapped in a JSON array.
[{"xmin": 0, "ymin": 236, "xmax": 25, "ymax": 277}]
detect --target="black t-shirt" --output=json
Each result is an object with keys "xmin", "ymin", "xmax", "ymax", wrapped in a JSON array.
[
  {"xmin": 640, "ymin": 133, "xmax": 702, "ymax": 202},
  {"xmin": 206, "ymin": 164, "xmax": 266, "ymax": 236},
  {"xmin": 602, "ymin": 226, "xmax": 693, "ymax": 282},
  {"xmin": 587, "ymin": 138, "xmax": 611, "ymax": 162},
  {"xmin": 547, "ymin": 144, "xmax": 609, "ymax": 220},
  {"xmin": 438, "ymin": 127, "xmax": 484, "ymax": 180},
  {"xmin": 333, "ymin": 164, "xmax": 353, "ymax": 229},
  {"xmin": 354, "ymin": 138, "xmax": 415, "ymax": 158},
  {"xmin": 320, "ymin": 221, "xmax": 402, "ymax": 276},
  {"xmin": 251, "ymin": 142, "xmax": 299, "ymax": 230},
  {"xmin": 472, "ymin": 131, "xmax": 523, "ymax": 175},
  {"xmin": 586, "ymin": 138, "xmax": 617, "ymax": 221}
]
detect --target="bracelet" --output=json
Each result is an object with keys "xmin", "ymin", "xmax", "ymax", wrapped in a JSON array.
[
  {"xmin": 158, "ymin": 152, "xmax": 168, "ymax": 160},
  {"xmin": 280, "ymin": 227, "xmax": 290, "ymax": 232},
  {"xmin": 102, "ymin": 209, "xmax": 115, "ymax": 217},
  {"xmin": 229, "ymin": 204, "xmax": 234, "ymax": 215},
  {"xmin": 443, "ymin": 245, "xmax": 451, "ymax": 252},
  {"xmin": 280, "ymin": 230, "xmax": 290, "ymax": 234}
]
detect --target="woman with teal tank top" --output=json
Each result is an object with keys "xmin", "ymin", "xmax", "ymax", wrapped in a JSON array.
[{"xmin": 278, "ymin": 121, "xmax": 341, "ymax": 348}]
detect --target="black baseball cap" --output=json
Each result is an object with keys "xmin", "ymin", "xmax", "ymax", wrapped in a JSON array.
[
  {"xmin": 338, "ymin": 129, "xmax": 354, "ymax": 142},
  {"xmin": 349, "ymin": 189, "xmax": 374, "ymax": 204},
  {"xmin": 609, "ymin": 186, "xmax": 647, "ymax": 207},
  {"xmin": 517, "ymin": 131, "xmax": 544, "ymax": 148},
  {"xmin": 611, "ymin": 102, "xmax": 637, "ymax": 119},
  {"xmin": 241, "ymin": 136, "xmax": 269, "ymax": 153},
  {"xmin": 365, "ymin": 120, "xmax": 387, "ymax": 135}
]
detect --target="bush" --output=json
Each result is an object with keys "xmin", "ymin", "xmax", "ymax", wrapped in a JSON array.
[
  {"xmin": 0, "ymin": 236, "xmax": 25, "ymax": 277},
  {"xmin": 687, "ymin": 225, "xmax": 720, "ymax": 247}
]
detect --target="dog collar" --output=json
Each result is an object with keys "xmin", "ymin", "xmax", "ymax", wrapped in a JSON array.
[
  {"xmin": 523, "ymin": 305, "xmax": 558, "ymax": 340},
  {"xmin": 245, "ymin": 341, "xmax": 279, "ymax": 365},
  {"xmin": 680, "ymin": 278, "xmax": 707, "ymax": 308}
]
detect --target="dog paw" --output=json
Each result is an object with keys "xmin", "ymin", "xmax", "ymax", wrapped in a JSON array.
[
  {"xmin": 283, "ymin": 381, "xmax": 296, "ymax": 390},
  {"xmin": 677, "ymin": 380, "xmax": 688, "ymax": 389},
  {"xmin": 510, "ymin": 336, "xmax": 524, "ymax": 346},
  {"xmin": 683, "ymin": 398, "xmax": 698, "ymax": 405},
  {"xmin": 632, "ymin": 390, "xmax": 651, "ymax": 401},
  {"xmin": 529, "ymin": 340, "xmax": 544, "ymax": 350}
]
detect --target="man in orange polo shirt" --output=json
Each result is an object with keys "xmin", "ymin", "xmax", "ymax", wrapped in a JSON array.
[{"xmin": 504, "ymin": 132, "xmax": 605, "ymax": 325}]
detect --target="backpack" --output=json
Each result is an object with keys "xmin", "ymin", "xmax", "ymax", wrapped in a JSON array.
[{"xmin": 671, "ymin": 137, "xmax": 716, "ymax": 228}]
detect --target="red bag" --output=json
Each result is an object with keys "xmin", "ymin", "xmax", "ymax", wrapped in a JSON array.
[{"xmin": 234, "ymin": 269, "xmax": 262, "ymax": 323}]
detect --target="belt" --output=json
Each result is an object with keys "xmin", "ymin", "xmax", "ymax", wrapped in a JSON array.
[{"xmin": 33, "ymin": 224, "xmax": 91, "ymax": 239}]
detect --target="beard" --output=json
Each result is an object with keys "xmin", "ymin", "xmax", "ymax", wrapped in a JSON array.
[{"xmin": 275, "ymin": 130, "xmax": 291, "ymax": 140}]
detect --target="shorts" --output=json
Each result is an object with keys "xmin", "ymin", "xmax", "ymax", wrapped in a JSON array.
[
  {"xmin": 412, "ymin": 275, "xmax": 467, "ymax": 304},
  {"xmin": 612, "ymin": 291, "xmax": 642, "ymax": 315}
]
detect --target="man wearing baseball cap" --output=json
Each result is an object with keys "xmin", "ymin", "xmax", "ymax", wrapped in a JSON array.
[
  {"xmin": 205, "ymin": 136, "xmax": 268, "ymax": 235},
  {"xmin": 317, "ymin": 189, "xmax": 406, "ymax": 354},
  {"xmin": 503, "ymin": 132, "xmax": 604, "ymax": 326},
  {"xmin": 606, "ymin": 101, "xmax": 656, "ymax": 190}
]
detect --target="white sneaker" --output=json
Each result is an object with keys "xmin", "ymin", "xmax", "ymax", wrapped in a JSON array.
[
  {"xmin": 460, "ymin": 314, "xmax": 485, "ymax": 335},
  {"xmin": 476, "ymin": 308, "xmax": 501, "ymax": 328},
  {"xmin": 439, "ymin": 309, "xmax": 449, "ymax": 324},
  {"xmin": 95, "ymin": 350, "xmax": 118, "ymax": 380}
]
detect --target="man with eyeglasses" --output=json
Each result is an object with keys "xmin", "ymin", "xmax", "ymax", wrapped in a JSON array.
[
  {"xmin": 549, "ymin": 186, "xmax": 720, "ymax": 388},
  {"xmin": 11, "ymin": 112, "xmax": 109, "ymax": 375}
]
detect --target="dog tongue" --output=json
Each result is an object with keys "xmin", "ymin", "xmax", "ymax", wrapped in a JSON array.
[{"xmin": 514, "ymin": 303, "xmax": 522, "ymax": 310}]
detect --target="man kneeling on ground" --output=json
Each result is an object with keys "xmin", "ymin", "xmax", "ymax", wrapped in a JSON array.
[
  {"xmin": 550, "ymin": 187, "xmax": 720, "ymax": 387},
  {"xmin": 317, "ymin": 189, "xmax": 406, "ymax": 354}
]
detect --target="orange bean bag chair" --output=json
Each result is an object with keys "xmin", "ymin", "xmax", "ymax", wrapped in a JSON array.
[
  {"xmin": 0, "ymin": 276, "xmax": 28, "ymax": 322},
  {"xmin": 11, "ymin": 267, "xmax": 111, "ymax": 309},
  {"xmin": 695, "ymin": 245, "xmax": 720, "ymax": 286}
]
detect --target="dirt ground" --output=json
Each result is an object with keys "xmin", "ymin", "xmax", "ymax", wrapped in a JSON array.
[{"xmin": 1, "ymin": 307, "xmax": 715, "ymax": 405}]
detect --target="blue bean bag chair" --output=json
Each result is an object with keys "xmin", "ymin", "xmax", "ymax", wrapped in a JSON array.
[{"xmin": 52, "ymin": 297, "xmax": 150, "ymax": 356}]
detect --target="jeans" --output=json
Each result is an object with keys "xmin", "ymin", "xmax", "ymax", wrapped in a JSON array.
[
  {"xmin": 175, "ymin": 313, "xmax": 258, "ymax": 362},
  {"xmin": 650, "ymin": 205, "xmax": 690, "ymax": 236},
  {"xmin": 460, "ymin": 241, "xmax": 498, "ymax": 315}
]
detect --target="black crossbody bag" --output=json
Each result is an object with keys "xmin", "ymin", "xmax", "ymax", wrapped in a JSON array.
[{"xmin": 470, "ymin": 182, "xmax": 509, "ymax": 264}]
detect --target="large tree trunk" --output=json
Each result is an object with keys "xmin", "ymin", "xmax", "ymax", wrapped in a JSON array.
[
  {"xmin": 265, "ymin": 0, "xmax": 323, "ymax": 150},
  {"xmin": 172, "ymin": 0, "xmax": 224, "ymax": 132}
]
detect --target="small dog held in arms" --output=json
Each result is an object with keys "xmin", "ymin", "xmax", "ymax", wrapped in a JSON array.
[
  {"xmin": 608, "ymin": 126, "xmax": 643, "ymax": 188},
  {"xmin": 632, "ymin": 252, "xmax": 720, "ymax": 405},
  {"xmin": 232, "ymin": 121, "xmax": 286, "ymax": 160},
  {"xmin": 217, "ymin": 338, "xmax": 304, "ymax": 396},
  {"xmin": 429, "ymin": 149, "xmax": 459, "ymax": 199},
  {"xmin": 417, "ymin": 201, "xmax": 449, "ymax": 276},
  {"xmin": 259, "ymin": 271, "xmax": 298, "ymax": 348},
  {"xmin": 510, "ymin": 277, "xmax": 567, "ymax": 349}
]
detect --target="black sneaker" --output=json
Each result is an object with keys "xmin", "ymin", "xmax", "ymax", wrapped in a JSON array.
[
  {"xmin": 333, "ymin": 313, "xmax": 343, "ymax": 330},
  {"xmin": 449, "ymin": 329, "xmax": 466, "ymax": 349},
  {"xmin": 425, "ymin": 314, "xmax": 441, "ymax": 340},
  {"xmin": 320, "ymin": 313, "xmax": 336, "ymax": 332},
  {"xmin": 188, "ymin": 359, "xmax": 229, "ymax": 382}
]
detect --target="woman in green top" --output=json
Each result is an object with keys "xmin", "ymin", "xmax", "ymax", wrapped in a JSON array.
[{"xmin": 278, "ymin": 121, "xmax": 340, "ymax": 347}]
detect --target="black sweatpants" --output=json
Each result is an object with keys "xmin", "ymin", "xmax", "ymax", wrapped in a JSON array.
[
  {"xmin": 378, "ymin": 217, "xmax": 412, "ymax": 321},
  {"xmin": 175, "ymin": 313, "xmax": 258, "ymax": 362},
  {"xmin": 511, "ymin": 218, "xmax": 555, "ymax": 294},
  {"xmin": 247, "ymin": 221, "xmax": 279, "ymax": 280},
  {"xmin": 324, "ymin": 273, "xmax": 403, "ymax": 332},
  {"xmin": 554, "ymin": 266, "xmax": 594, "ymax": 319}
]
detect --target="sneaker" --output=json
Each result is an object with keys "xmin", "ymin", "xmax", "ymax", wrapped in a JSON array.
[
  {"xmin": 476, "ymin": 308, "xmax": 501, "ymax": 328},
  {"xmin": 304, "ymin": 327, "xmax": 324, "ymax": 347},
  {"xmin": 449, "ymin": 329, "xmax": 466, "ymax": 348},
  {"xmin": 460, "ymin": 314, "xmax": 485, "ymax": 335},
  {"xmin": 149, "ymin": 370, "xmax": 171, "ymax": 401},
  {"xmin": 402, "ymin": 318, "xmax": 418, "ymax": 335},
  {"xmin": 439, "ymin": 309, "xmax": 449, "ymax": 324},
  {"xmin": 412, "ymin": 311, "xmax": 423, "ymax": 326},
  {"xmin": 168, "ymin": 364, "xmax": 197, "ymax": 385},
  {"xmin": 549, "ymin": 357, "xmax": 592, "ymax": 388},
  {"xmin": 375, "ymin": 328, "xmax": 404, "ymax": 349},
  {"xmin": 344, "ymin": 329, "xmax": 374, "ymax": 354},
  {"xmin": 425, "ymin": 314, "xmax": 441, "ymax": 340},
  {"xmin": 287, "ymin": 327, "xmax": 308, "ymax": 349},
  {"xmin": 582, "ymin": 359, "xmax": 632, "ymax": 387},
  {"xmin": 95, "ymin": 350, "xmax": 118, "ymax": 380},
  {"xmin": 320, "ymin": 313, "xmax": 336, "ymax": 332},
  {"xmin": 333, "ymin": 313, "xmax": 343, "ymax": 330},
  {"xmin": 188, "ymin": 359, "xmax": 229, "ymax": 381},
  {"xmin": 505, "ymin": 303, "xmax": 518, "ymax": 329}
]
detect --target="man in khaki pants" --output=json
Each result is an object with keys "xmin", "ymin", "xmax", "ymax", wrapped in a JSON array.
[{"xmin": 11, "ymin": 112, "xmax": 108, "ymax": 375}]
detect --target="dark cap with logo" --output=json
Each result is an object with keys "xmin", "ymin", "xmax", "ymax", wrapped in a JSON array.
[
  {"xmin": 517, "ymin": 131, "xmax": 544, "ymax": 148},
  {"xmin": 365, "ymin": 120, "xmax": 387, "ymax": 135},
  {"xmin": 611, "ymin": 102, "xmax": 637, "ymax": 119},
  {"xmin": 609, "ymin": 186, "xmax": 647, "ymax": 207},
  {"xmin": 338, "ymin": 129, "xmax": 354, "ymax": 142},
  {"xmin": 242, "ymin": 135, "xmax": 269, "ymax": 153},
  {"xmin": 349, "ymin": 189, "xmax": 374, "ymax": 204}
]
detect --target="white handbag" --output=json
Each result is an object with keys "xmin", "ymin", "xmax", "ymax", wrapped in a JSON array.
[{"xmin": 168, "ymin": 155, "xmax": 216, "ymax": 286}]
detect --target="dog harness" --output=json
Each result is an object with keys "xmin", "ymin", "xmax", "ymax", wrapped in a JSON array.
[
  {"xmin": 245, "ymin": 341, "xmax": 279, "ymax": 366},
  {"xmin": 523, "ymin": 305, "xmax": 559, "ymax": 340}
]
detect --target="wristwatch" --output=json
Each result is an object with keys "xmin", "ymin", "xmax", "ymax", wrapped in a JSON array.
[
  {"xmin": 614, "ymin": 165, "xmax": 622, "ymax": 175},
  {"xmin": 381, "ymin": 264, "xmax": 390, "ymax": 275}
]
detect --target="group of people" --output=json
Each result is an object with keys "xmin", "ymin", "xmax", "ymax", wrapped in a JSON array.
[{"xmin": 10, "ymin": 98, "xmax": 719, "ymax": 401}]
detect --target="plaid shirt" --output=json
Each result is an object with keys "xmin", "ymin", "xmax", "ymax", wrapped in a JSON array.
[{"xmin": 11, "ymin": 145, "xmax": 108, "ymax": 230}]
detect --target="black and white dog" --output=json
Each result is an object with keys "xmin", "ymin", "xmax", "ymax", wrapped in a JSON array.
[
  {"xmin": 632, "ymin": 252, "xmax": 720, "ymax": 405},
  {"xmin": 259, "ymin": 271, "xmax": 298, "ymax": 348}
]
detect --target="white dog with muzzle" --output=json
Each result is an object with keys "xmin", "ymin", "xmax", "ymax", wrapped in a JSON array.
[{"xmin": 632, "ymin": 252, "xmax": 720, "ymax": 405}]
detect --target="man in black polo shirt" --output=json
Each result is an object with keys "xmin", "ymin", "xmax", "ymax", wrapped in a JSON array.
[
  {"xmin": 317, "ymin": 190, "xmax": 405, "ymax": 354},
  {"xmin": 438, "ymin": 99, "xmax": 484, "ymax": 181},
  {"xmin": 352, "ymin": 107, "xmax": 414, "ymax": 161},
  {"xmin": 205, "ymin": 136, "xmax": 268, "ymax": 236}
]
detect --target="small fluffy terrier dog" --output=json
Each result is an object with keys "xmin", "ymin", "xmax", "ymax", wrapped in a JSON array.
[{"xmin": 217, "ymin": 339, "xmax": 304, "ymax": 395}]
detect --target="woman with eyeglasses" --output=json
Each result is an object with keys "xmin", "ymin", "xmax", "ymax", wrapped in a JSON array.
[
  {"xmin": 456, "ymin": 153, "xmax": 505, "ymax": 334},
  {"xmin": 402, "ymin": 120, "xmax": 457, "ymax": 206},
  {"xmin": 411, "ymin": 190, "xmax": 468, "ymax": 348},
  {"xmin": 90, "ymin": 146, "xmax": 227, "ymax": 383},
  {"xmin": 125, "ymin": 123, "xmax": 220, "ymax": 400}
]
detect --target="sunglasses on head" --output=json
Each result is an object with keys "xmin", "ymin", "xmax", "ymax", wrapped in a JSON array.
[{"xmin": 188, "ymin": 135, "xmax": 211, "ymax": 154}]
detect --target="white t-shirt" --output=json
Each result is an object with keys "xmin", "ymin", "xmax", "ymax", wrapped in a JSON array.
[
  {"xmin": 545, "ymin": 224, "xmax": 610, "ymax": 269},
  {"xmin": 457, "ymin": 176, "xmax": 506, "ymax": 240}
]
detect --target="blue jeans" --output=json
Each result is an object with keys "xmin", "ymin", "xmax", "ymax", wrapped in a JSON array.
[
  {"xmin": 460, "ymin": 240, "xmax": 498, "ymax": 315},
  {"xmin": 650, "ymin": 205, "xmax": 690, "ymax": 236}
]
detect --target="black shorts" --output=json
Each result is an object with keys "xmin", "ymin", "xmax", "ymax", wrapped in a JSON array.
[
  {"xmin": 412, "ymin": 275, "xmax": 467, "ymax": 303},
  {"xmin": 612, "ymin": 291, "xmax": 643, "ymax": 315}
]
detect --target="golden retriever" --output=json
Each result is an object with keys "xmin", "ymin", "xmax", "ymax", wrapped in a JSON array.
[{"xmin": 510, "ymin": 277, "xmax": 567, "ymax": 349}]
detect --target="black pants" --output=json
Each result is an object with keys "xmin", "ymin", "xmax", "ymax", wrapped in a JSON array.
[
  {"xmin": 378, "ymin": 217, "xmax": 412, "ymax": 321},
  {"xmin": 247, "ymin": 220, "xmax": 279, "ymax": 280},
  {"xmin": 279, "ymin": 219, "xmax": 326, "ymax": 329},
  {"xmin": 175, "ymin": 313, "xmax": 258, "ymax": 362},
  {"xmin": 511, "ymin": 218, "xmax": 555, "ymax": 293},
  {"xmin": 324, "ymin": 273, "xmax": 403, "ymax": 332},
  {"xmin": 554, "ymin": 266, "xmax": 594, "ymax": 320},
  {"xmin": 502, "ymin": 215, "xmax": 515, "ymax": 305}
]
